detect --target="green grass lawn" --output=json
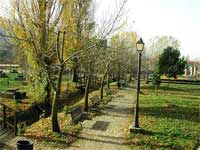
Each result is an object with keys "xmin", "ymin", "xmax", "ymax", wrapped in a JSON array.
[
  {"xmin": 0, "ymin": 73, "xmax": 25, "ymax": 91},
  {"xmin": 127, "ymin": 83, "xmax": 200, "ymax": 150}
]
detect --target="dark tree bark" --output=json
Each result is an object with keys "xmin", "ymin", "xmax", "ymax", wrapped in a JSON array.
[
  {"xmin": 100, "ymin": 63, "xmax": 109, "ymax": 99},
  {"xmin": 107, "ymin": 72, "xmax": 110, "ymax": 89},
  {"xmin": 72, "ymin": 57, "xmax": 79, "ymax": 82},
  {"xmin": 51, "ymin": 91, "xmax": 60, "ymax": 133},
  {"xmin": 117, "ymin": 63, "xmax": 121, "ymax": 88},
  {"xmin": 51, "ymin": 65, "xmax": 64, "ymax": 133},
  {"xmin": 84, "ymin": 75, "xmax": 91, "ymax": 112},
  {"xmin": 44, "ymin": 80, "xmax": 51, "ymax": 116},
  {"xmin": 100, "ymin": 75, "xmax": 106, "ymax": 100}
]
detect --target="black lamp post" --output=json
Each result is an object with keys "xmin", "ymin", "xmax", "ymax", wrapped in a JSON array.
[{"xmin": 130, "ymin": 38, "xmax": 145, "ymax": 131}]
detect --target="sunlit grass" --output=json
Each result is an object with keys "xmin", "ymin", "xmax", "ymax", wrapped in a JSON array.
[{"xmin": 127, "ymin": 83, "xmax": 200, "ymax": 150}]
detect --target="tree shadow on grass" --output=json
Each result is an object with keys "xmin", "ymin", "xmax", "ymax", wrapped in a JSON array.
[{"xmin": 140, "ymin": 105, "xmax": 200, "ymax": 123}]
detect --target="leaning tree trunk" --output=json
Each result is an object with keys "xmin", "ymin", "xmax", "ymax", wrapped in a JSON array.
[
  {"xmin": 51, "ymin": 91, "xmax": 60, "ymax": 133},
  {"xmin": 124, "ymin": 69, "xmax": 127, "ymax": 84},
  {"xmin": 51, "ymin": 65, "xmax": 64, "ymax": 133},
  {"xmin": 72, "ymin": 65, "xmax": 79, "ymax": 82},
  {"xmin": 84, "ymin": 75, "xmax": 91, "ymax": 112},
  {"xmin": 44, "ymin": 80, "xmax": 51, "ymax": 116},
  {"xmin": 107, "ymin": 72, "xmax": 110, "ymax": 89},
  {"xmin": 100, "ymin": 75, "xmax": 106, "ymax": 100},
  {"xmin": 100, "ymin": 63, "xmax": 109, "ymax": 99},
  {"xmin": 72, "ymin": 57, "xmax": 79, "ymax": 82},
  {"xmin": 129, "ymin": 73, "xmax": 132, "ymax": 82},
  {"xmin": 117, "ymin": 63, "xmax": 121, "ymax": 88}
]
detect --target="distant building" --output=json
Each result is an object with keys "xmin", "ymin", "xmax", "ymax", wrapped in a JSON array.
[{"xmin": 184, "ymin": 60, "xmax": 200, "ymax": 79}]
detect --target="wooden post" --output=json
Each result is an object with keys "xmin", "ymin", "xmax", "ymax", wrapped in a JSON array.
[{"xmin": 3, "ymin": 105, "xmax": 6, "ymax": 128}]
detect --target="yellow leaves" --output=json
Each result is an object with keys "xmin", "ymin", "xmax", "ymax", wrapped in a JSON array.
[
  {"xmin": 121, "ymin": 31, "xmax": 138, "ymax": 44},
  {"xmin": 23, "ymin": 112, "xmax": 81, "ymax": 147},
  {"xmin": 0, "ymin": 17, "xmax": 9, "ymax": 30}
]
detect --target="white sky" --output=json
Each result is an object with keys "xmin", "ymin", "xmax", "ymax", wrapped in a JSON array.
[
  {"xmin": 0, "ymin": 0, "xmax": 200, "ymax": 60},
  {"xmin": 95, "ymin": 0, "xmax": 200, "ymax": 60}
]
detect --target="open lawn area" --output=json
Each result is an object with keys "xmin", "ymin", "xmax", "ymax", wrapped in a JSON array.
[
  {"xmin": 0, "ymin": 73, "xmax": 28, "ymax": 91},
  {"xmin": 127, "ymin": 83, "xmax": 200, "ymax": 150}
]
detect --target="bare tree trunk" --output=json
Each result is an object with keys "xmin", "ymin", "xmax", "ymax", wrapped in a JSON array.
[
  {"xmin": 51, "ymin": 65, "xmax": 64, "ymax": 133},
  {"xmin": 100, "ymin": 74, "xmax": 106, "ymax": 99},
  {"xmin": 107, "ymin": 72, "xmax": 110, "ymax": 89},
  {"xmin": 124, "ymin": 69, "xmax": 127, "ymax": 84},
  {"xmin": 72, "ymin": 57, "xmax": 79, "ymax": 82},
  {"xmin": 117, "ymin": 63, "xmax": 121, "ymax": 88},
  {"xmin": 84, "ymin": 75, "xmax": 91, "ymax": 112},
  {"xmin": 44, "ymin": 80, "xmax": 51, "ymax": 116},
  {"xmin": 100, "ymin": 63, "xmax": 109, "ymax": 99},
  {"xmin": 51, "ymin": 91, "xmax": 60, "ymax": 133},
  {"xmin": 129, "ymin": 73, "xmax": 132, "ymax": 82}
]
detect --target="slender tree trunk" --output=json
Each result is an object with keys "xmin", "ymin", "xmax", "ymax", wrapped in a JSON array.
[
  {"xmin": 129, "ymin": 73, "xmax": 132, "ymax": 82},
  {"xmin": 100, "ymin": 63, "xmax": 109, "ymax": 99},
  {"xmin": 100, "ymin": 74, "xmax": 106, "ymax": 100},
  {"xmin": 51, "ymin": 91, "xmax": 60, "ymax": 133},
  {"xmin": 107, "ymin": 72, "xmax": 110, "ymax": 89},
  {"xmin": 72, "ymin": 64, "xmax": 79, "ymax": 82},
  {"xmin": 51, "ymin": 65, "xmax": 64, "ymax": 133},
  {"xmin": 146, "ymin": 71, "xmax": 149, "ymax": 84},
  {"xmin": 124, "ymin": 69, "xmax": 127, "ymax": 84},
  {"xmin": 117, "ymin": 64, "xmax": 121, "ymax": 88},
  {"xmin": 44, "ymin": 80, "xmax": 51, "ymax": 116},
  {"xmin": 84, "ymin": 75, "xmax": 91, "ymax": 112}
]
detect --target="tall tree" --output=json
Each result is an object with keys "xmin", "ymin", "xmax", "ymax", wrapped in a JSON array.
[
  {"xmin": 158, "ymin": 46, "xmax": 187, "ymax": 79},
  {"xmin": 1, "ymin": 0, "xmax": 128, "ymax": 133},
  {"xmin": 146, "ymin": 36, "xmax": 181, "ymax": 71},
  {"xmin": 70, "ymin": 0, "xmax": 94, "ymax": 82},
  {"xmin": 3, "ymin": 0, "xmax": 67, "ymax": 132}
]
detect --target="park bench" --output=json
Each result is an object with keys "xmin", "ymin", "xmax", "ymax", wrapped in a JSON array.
[
  {"xmin": 14, "ymin": 91, "xmax": 26, "ymax": 99},
  {"xmin": 120, "ymin": 80, "xmax": 125, "ymax": 86},
  {"xmin": 15, "ymin": 75, "xmax": 26, "ymax": 81},
  {"xmin": 0, "ymin": 88, "xmax": 26, "ymax": 100},
  {"xmin": 10, "ymin": 69, "xmax": 18, "ymax": 73},
  {"xmin": 69, "ymin": 106, "xmax": 85, "ymax": 125},
  {"xmin": 105, "ymin": 88, "xmax": 112, "ymax": 95},
  {"xmin": 0, "ymin": 88, "xmax": 18, "ymax": 99},
  {"xmin": 90, "ymin": 95, "xmax": 101, "ymax": 107},
  {"xmin": 90, "ymin": 95, "xmax": 102, "ymax": 111},
  {"xmin": 0, "ymin": 72, "xmax": 7, "ymax": 78}
]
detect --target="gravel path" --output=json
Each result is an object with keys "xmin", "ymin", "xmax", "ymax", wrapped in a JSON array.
[{"xmin": 66, "ymin": 87, "xmax": 134, "ymax": 150}]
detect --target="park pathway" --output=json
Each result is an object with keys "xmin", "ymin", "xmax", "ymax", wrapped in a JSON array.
[{"xmin": 66, "ymin": 87, "xmax": 134, "ymax": 150}]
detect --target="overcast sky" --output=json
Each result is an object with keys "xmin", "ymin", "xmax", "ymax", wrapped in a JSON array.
[
  {"xmin": 95, "ymin": 0, "xmax": 200, "ymax": 60},
  {"xmin": 0, "ymin": 0, "xmax": 200, "ymax": 59}
]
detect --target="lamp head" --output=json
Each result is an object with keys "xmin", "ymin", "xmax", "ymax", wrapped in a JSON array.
[{"xmin": 136, "ymin": 38, "xmax": 145, "ymax": 52}]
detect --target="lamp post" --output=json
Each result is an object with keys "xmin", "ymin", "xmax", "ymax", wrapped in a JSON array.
[{"xmin": 130, "ymin": 38, "xmax": 145, "ymax": 131}]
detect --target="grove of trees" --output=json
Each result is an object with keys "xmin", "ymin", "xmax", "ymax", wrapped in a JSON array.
[{"xmin": 0, "ymin": 0, "xmax": 141, "ymax": 133}]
